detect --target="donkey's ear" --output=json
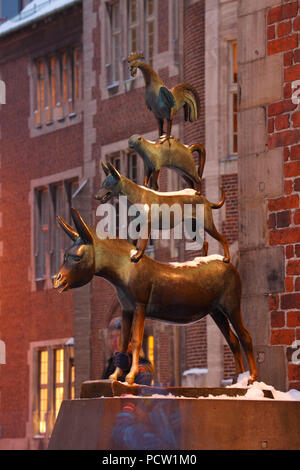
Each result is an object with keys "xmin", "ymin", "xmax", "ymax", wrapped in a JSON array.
[
  {"xmin": 107, "ymin": 162, "xmax": 121, "ymax": 181},
  {"xmin": 101, "ymin": 161, "xmax": 110, "ymax": 176},
  {"xmin": 71, "ymin": 208, "xmax": 94, "ymax": 244},
  {"xmin": 57, "ymin": 216, "xmax": 79, "ymax": 241}
]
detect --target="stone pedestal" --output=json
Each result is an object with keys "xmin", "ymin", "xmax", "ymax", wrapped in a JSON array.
[{"xmin": 48, "ymin": 380, "xmax": 300, "ymax": 450}]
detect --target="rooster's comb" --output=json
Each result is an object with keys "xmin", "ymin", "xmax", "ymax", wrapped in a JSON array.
[{"xmin": 127, "ymin": 51, "xmax": 145, "ymax": 62}]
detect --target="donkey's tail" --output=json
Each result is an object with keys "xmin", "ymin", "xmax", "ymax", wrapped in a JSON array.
[{"xmin": 210, "ymin": 187, "xmax": 226, "ymax": 209}]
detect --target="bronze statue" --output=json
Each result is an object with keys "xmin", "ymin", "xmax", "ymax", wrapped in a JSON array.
[
  {"xmin": 128, "ymin": 134, "xmax": 205, "ymax": 194},
  {"xmin": 95, "ymin": 163, "xmax": 230, "ymax": 263},
  {"xmin": 53, "ymin": 208, "xmax": 258, "ymax": 386},
  {"xmin": 127, "ymin": 52, "xmax": 200, "ymax": 142}
]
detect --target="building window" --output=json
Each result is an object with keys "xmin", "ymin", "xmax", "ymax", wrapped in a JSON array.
[
  {"xmin": 144, "ymin": 0, "xmax": 155, "ymax": 66},
  {"xmin": 229, "ymin": 42, "xmax": 238, "ymax": 155},
  {"xmin": 128, "ymin": 0, "xmax": 138, "ymax": 54},
  {"xmin": 111, "ymin": 1, "xmax": 121, "ymax": 85},
  {"xmin": 54, "ymin": 348, "xmax": 64, "ymax": 419},
  {"xmin": 127, "ymin": 152, "xmax": 138, "ymax": 184},
  {"xmin": 104, "ymin": 0, "xmax": 156, "ymax": 91},
  {"xmin": 33, "ymin": 47, "xmax": 81, "ymax": 130},
  {"xmin": 38, "ymin": 350, "xmax": 48, "ymax": 435},
  {"xmin": 34, "ymin": 179, "xmax": 78, "ymax": 282},
  {"xmin": 35, "ymin": 343, "xmax": 75, "ymax": 436},
  {"xmin": 147, "ymin": 335, "xmax": 154, "ymax": 366},
  {"xmin": 172, "ymin": 0, "xmax": 179, "ymax": 65}
]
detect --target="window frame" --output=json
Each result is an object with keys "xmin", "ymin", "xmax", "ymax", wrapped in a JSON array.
[
  {"xmin": 33, "ymin": 343, "xmax": 75, "ymax": 438},
  {"xmin": 144, "ymin": 0, "xmax": 155, "ymax": 66},
  {"xmin": 34, "ymin": 178, "xmax": 79, "ymax": 284},
  {"xmin": 31, "ymin": 45, "xmax": 82, "ymax": 135}
]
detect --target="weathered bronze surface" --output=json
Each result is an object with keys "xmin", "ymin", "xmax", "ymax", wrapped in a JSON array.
[
  {"xmin": 95, "ymin": 163, "xmax": 230, "ymax": 263},
  {"xmin": 53, "ymin": 208, "xmax": 257, "ymax": 385},
  {"xmin": 128, "ymin": 134, "xmax": 205, "ymax": 193},
  {"xmin": 127, "ymin": 52, "xmax": 200, "ymax": 141}
]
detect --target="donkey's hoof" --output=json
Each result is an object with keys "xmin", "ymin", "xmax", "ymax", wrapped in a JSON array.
[
  {"xmin": 109, "ymin": 373, "xmax": 118, "ymax": 381},
  {"xmin": 125, "ymin": 373, "xmax": 135, "ymax": 385},
  {"xmin": 247, "ymin": 374, "xmax": 258, "ymax": 386}
]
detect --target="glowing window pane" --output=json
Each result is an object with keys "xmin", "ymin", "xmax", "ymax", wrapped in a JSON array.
[
  {"xmin": 40, "ymin": 350, "xmax": 48, "ymax": 385},
  {"xmin": 55, "ymin": 348, "xmax": 64, "ymax": 384},
  {"xmin": 148, "ymin": 336, "xmax": 154, "ymax": 365},
  {"xmin": 55, "ymin": 386, "xmax": 64, "ymax": 418},
  {"xmin": 39, "ymin": 387, "xmax": 48, "ymax": 434}
]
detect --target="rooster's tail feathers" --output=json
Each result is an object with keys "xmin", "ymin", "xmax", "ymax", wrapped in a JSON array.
[{"xmin": 181, "ymin": 83, "xmax": 200, "ymax": 122}]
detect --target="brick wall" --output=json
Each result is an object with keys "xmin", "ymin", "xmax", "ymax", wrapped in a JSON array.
[
  {"xmin": 0, "ymin": 6, "xmax": 83, "ymax": 443},
  {"xmin": 267, "ymin": 0, "xmax": 300, "ymax": 390},
  {"xmin": 222, "ymin": 174, "xmax": 239, "ymax": 245}
]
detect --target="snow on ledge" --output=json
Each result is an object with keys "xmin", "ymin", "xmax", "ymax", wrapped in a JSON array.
[
  {"xmin": 182, "ymin": 368, "xmax": 208, "ymax": 376},
  {"xmin": 116, "ymin": 372, "xmax": 300, "ymax": 401},
  {"xmin": 0, "ymin": 0, "xmax": 80, "ymax": 38}
]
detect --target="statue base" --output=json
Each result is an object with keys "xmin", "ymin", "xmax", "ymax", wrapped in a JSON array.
[{"xmin": 48, "ymin": 380, "xmax": 300, "ymax": 450}]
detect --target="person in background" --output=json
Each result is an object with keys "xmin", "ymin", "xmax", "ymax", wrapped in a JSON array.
[{"xmin": 102, "ymin": 316, "xmax": 154, "ymax": 386}]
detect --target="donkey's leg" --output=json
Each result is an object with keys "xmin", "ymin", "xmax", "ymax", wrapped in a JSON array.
[
  {"xmin": 226, "ymin": 308, "xmax": 258, "ymax": 385},
  {"xmin": 109, "ymin": 310, "xmax": 133, "ymax": 381},
  {"xmin": 126, "ymin": 304, "xmax": 146, "ymax": 384},
  {"xmin": 210, "ymin": 309, "xmax": 245, "ymax": 382}
]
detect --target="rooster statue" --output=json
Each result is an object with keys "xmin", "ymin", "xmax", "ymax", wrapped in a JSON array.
[{"xmin": 128, "ymin": 52, "xmax": 200, "ymax": 142}]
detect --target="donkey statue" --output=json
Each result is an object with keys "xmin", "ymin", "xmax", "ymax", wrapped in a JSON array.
[{"xmin": 53, "ymin": 208, "xmax": 258, "ymax": 386}]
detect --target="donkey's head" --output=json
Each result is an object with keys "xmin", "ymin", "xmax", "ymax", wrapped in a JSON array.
[
  {"xmin": 94, "ymin": 162, "xmax": 121, "ymax": 204},
  {"xmin": 53, "ymin": 208, "xmax": 95, "ymax": 293}
]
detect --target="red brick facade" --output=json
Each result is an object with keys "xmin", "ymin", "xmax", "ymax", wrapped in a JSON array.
[{"xmin": 267, "ymin": 0, "xmax": 300, "ymax": 391}]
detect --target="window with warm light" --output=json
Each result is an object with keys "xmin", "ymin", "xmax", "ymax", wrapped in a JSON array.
[
  {"xmin": 35, "ymin": 344, "xmax": 75, "ymax": 437},
  {"xmin": 38, "ymin": 350, "xmax": 48, "ymax": 435},
  {"xmin": 33, "ymin": 46, "xmax": 81, "ymax": 129},
  {"xmin": 147, "ymin": 335, "xmax": 154, "ymax": 366},
  {"xmin": 54, "ymin": 348, "xmax": 64, "ymax": 419}
]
